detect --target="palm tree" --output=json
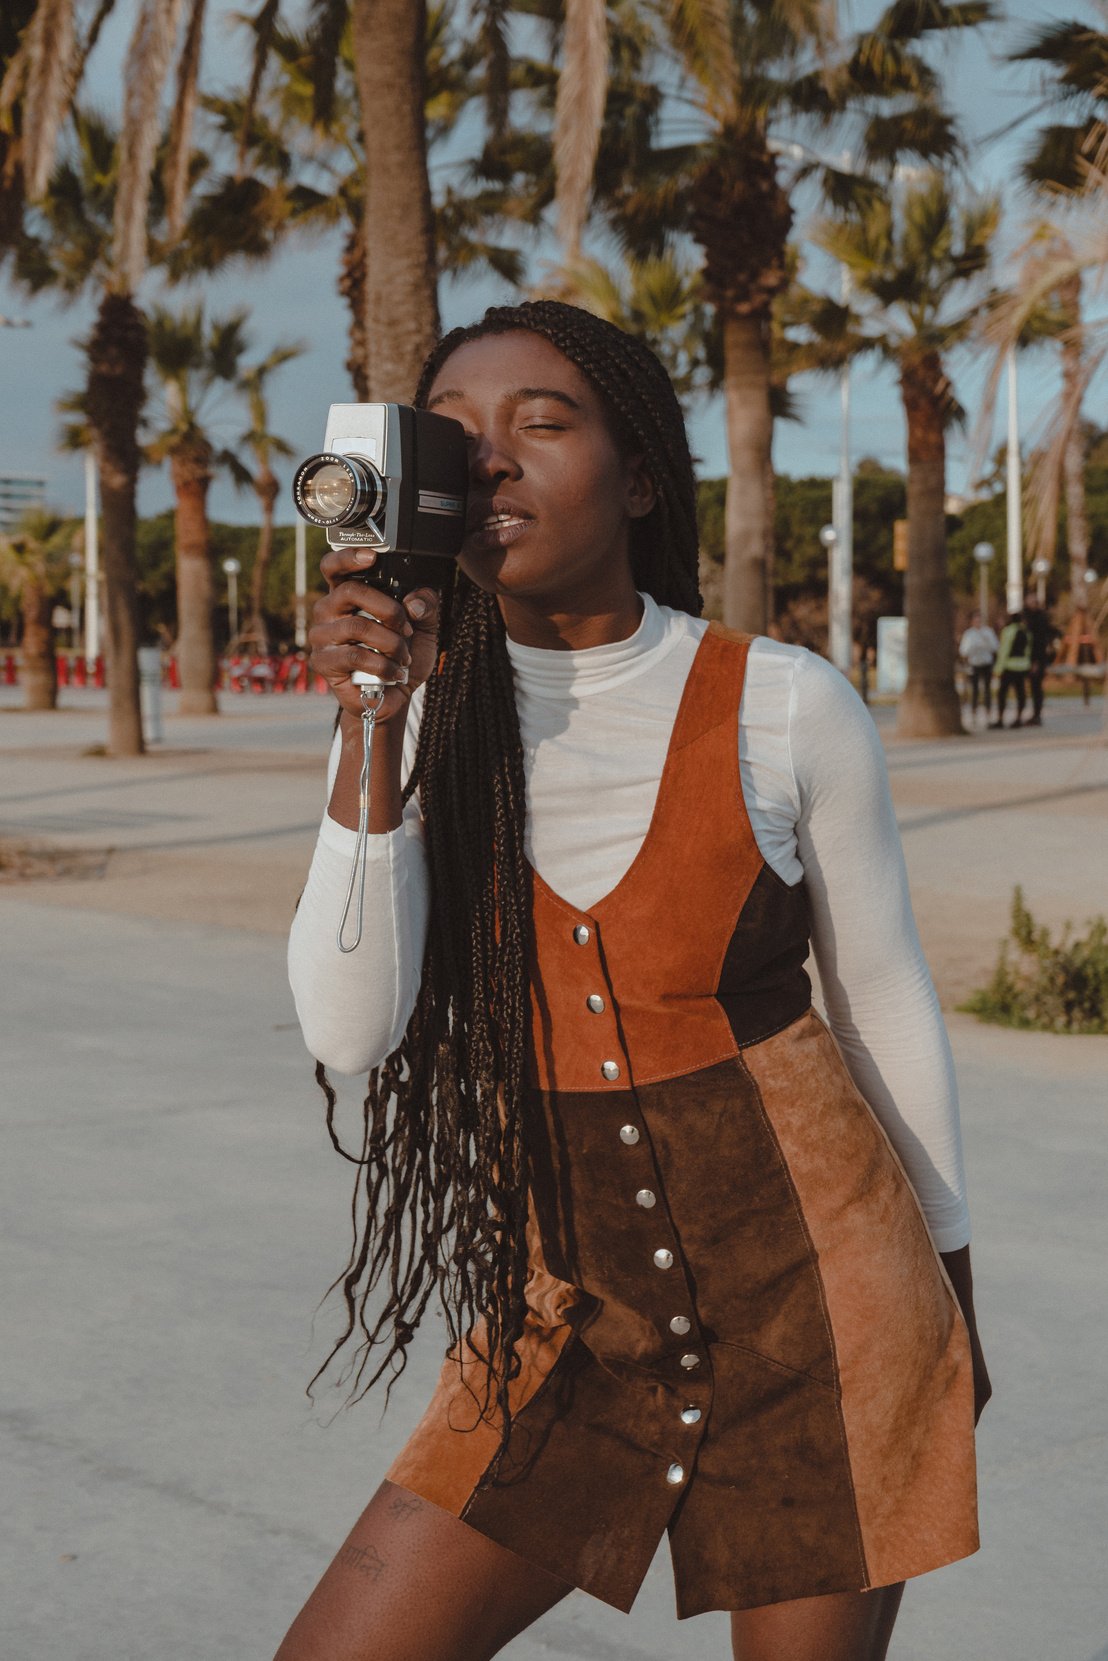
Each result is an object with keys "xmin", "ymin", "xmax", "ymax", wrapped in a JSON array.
[
  {"xmin": 197, "ymin": 4, "xmax": 514, "ymax": 401},
  {"xmin": 993, "ymin": 11, "xmax": 1108, "ymax": 608},
  {"xmin": 521, "ymin": 0, "xmax": 998, "ymax": 634},
  {"xmin": 237, "ymin": 342, "xmax": 303, "ymax": 650},
  {"xmin": 0, "ymin": 508, "xmax": 73, "ymax": 710},
  {"xmin": 5, "ymin": 0, "xmax": 211, "ymax": 755},
  {"xmin": 803, "ymin": 172, "xmax": 1000, "ymax": 737},
  {"xmin": 552, "ymin": 247, "xmax": 714, "ymax": 402},
  {"xmin": 145, "ymin": 302, "xmax": 251, "ymax": 713}
]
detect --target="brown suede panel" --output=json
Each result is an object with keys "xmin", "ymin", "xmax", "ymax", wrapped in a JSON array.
[
  {"xmin": 668, "ymin": 1342, "xmax": 864, "ymax": 1617},
  {"xmin": 384, "ymin": 1312, "xmax": 575, "ymax": 1516},
  {"xmin": 462, "ymin": 1331, "xmax": 701, "ymax": 1612},
  {"xmin": 528, "ymin": 625, "xmax": 764, "ymax": 1093},
  {"xmin": 742, "ymin": 1013, "xmax": 980, "ymax": 1588}
]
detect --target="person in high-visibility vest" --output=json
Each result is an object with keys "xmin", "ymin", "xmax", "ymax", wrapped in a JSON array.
[{"xmin": 990, "ymin": 611, "xmax": 1031, "ymax": 728}]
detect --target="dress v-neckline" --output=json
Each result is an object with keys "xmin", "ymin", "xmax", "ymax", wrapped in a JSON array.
[{"xmin": 527, "ymin": 624, "xmax": 734, "ymax": 921}]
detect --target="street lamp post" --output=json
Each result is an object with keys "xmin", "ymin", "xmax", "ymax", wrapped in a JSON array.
[
  {"xmin": 294, "ymin": 518, "xmax": 308, "ymax": 649},
  {"xmin": 222, "ymin": 557, "xmax": 242, "ymax": 643},
  {"xmin": 68, "ymin": 550, "xmax": 83, "ymax": 652},
  {"xmin": 819, "ymin": 525, "xmax": 840, "ymax": 668},
  {"xmin": 973, "ymin": 541, "xmax": 995, "ymax": 624},
  {"xmin": 1031, "ymin": 558, "xmax": 1050, "ymax": 605},
  {"xmin": 1006, "ymin": 347, "xmax": 1023, "ymax": 613},
  {"xmin": 83, "ymin": 451, "xmax": 100, "ymax": 668}
]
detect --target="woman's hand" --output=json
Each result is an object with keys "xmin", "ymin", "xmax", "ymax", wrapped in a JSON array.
[
  {"xmin": 309, "ymin": 549, "xmax": 441, "ymax": 722},
  {"xmin": 940, "ymin": 1245, "xmax": 992, "ymax": 1424}
]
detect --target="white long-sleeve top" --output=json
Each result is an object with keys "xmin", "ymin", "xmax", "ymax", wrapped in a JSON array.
[{"xmin": 288, "ymin": 595, "xmax": 971, "ymax": 1252}]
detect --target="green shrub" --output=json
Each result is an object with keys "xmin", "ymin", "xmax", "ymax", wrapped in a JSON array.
[{"xmin": 959, "ymin": 887, "xmax": 1108, "ymax": 1034}]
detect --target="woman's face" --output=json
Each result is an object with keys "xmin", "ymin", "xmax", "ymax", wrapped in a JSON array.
[{"xmin": 426, "ymin": 331, "xmax": 655, "ymax": 627}]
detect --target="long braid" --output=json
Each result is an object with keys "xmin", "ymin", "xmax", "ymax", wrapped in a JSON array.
[{"xmin": 313, "ymin": 301, "xmax": 702, "ymax": 1459}]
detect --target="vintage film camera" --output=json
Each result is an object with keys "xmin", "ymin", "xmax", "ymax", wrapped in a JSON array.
[{"xmin": 292, "ymin": 403, "xmax": 469, "ymax": 601}]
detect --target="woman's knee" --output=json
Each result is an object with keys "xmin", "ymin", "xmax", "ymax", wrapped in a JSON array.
[{"xmin": 730, "ymin": 1582, "xmax": 904, "ymax": 1661}]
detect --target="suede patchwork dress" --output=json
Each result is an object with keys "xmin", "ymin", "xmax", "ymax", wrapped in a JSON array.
[{"xmin": 387, "ymin": 622, "xmax": 979, "ymax": 1618}]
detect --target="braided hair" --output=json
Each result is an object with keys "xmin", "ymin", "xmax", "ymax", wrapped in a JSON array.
[{"xmin": 314, "ymin": 301, "xmax": 702, "ymax": 1460}]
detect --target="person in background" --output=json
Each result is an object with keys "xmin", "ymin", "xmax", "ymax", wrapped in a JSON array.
[
  {"xmin": 1023, "ymin": 597, "xmax": 1055, "ymax": 728},
  {"xmin": 990, "ymin": 610, "xmax": 1031, "ymax": 728},
  {"xmin": 958, "ymin": 610, "xmax": 999, "ymax": 727}
]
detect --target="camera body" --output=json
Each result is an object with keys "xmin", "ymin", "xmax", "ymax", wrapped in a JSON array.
[{"xmin": 292, "ymin": 403, "xmax": 469, "ymax": 601}]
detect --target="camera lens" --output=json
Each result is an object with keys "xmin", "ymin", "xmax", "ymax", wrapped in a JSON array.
[
  {"xmin": 293, "ymin": 453, "xmax": 384, "ymax": 527},
  {"xmin": 302, "ymin": 462, "xmax": 356, "ymax": 519}
]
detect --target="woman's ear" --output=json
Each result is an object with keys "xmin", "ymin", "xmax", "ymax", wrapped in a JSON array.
[{"xmin": 624, "ymin": 455, "xmax": 657, "ymax": 519}]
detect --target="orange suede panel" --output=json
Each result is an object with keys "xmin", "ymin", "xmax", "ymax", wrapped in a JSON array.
[
  {"xmin": 528, "ymin": 625, "xmax": 764, "ymax": 1093},
  {"xmin": 742, "ymin": 1013, "xmax": 979, "ymax": 1588},
  {"xmin": 385, "ymin": 1312, "xmax": 575, "ymax": 1517}
]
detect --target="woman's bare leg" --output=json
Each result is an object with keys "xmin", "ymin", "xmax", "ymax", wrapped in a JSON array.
[
  {"xmin": 730, "ymin": 1582, "xmax": 905, "ymax": 1661},
  {"xmin": 273, "ymin": 1481, "xmax": 572, "ymax": 1661}
]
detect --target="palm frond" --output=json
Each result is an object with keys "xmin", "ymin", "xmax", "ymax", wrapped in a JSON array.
[
  {"xmin": 235, "ymin": 0, "xmax": 281, "ymax": 175},
  {"xmin": 5, "ymin": 0, "xmax": 78, "ymax": 200}
]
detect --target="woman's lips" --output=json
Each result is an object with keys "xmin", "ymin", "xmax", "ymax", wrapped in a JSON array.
[{"xmin": 466, "ymin": 510, "xmax": 535, "ymax": 551}]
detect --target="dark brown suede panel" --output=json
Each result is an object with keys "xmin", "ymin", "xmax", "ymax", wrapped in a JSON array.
[
  {"xmin": 668, "ymin": 1342, "xmax": 865, "ymax": 1618},
  {"xmin": 715, "ymin": 862, "xmax": 813, "ymax": 1048},
  {"xmin": 462, "ymin": 1331, "xmax": 702, "ymax": 1612}
]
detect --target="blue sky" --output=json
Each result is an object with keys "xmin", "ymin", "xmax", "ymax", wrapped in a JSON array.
[{"xmin": 0, "ymin": 0, "xmax": 1104, "ymax": 526}]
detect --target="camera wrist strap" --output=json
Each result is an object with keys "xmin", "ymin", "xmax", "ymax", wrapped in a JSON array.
[{"xmin": 337, "ymin": 681, "xmax": 386, "ymax": 953}]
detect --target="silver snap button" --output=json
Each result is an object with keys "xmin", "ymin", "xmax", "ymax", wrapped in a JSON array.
[
  {"xmin": 679, "ymin": 1352, "xmax": 700, "ymax": 1370},
  {"xmin": 619, "ymin": 1124, "xmax": 640, "ymax": 1146},
  {"xmin": 653, "ymin": 1248, "xmax": 674, "ymax": 1270},
  {"xmin": 669, "ymin": 1315, "xmax": 691, "ymax": 1335},
  {"xmin": 601, "ymin": 1060, "xmax": 620, "ymax": 1081},
  {"xmin": 680, "ymin": 1406, "xmax": 702, "ymax": 1425},
  {"xmin": 573, "ymin": 925, "xmax": 590, "ymax": 945},
  {"xmin": 586, "ymin": 994, "xmax": 605, "ymax": 1014},
  {"xmin": 666, "ymin": 1463, "xmax": 685, "ymax": 1485},
  {"xmin": 635, "ymin": 1189, "xmax": 656, "ymax": 1209}
]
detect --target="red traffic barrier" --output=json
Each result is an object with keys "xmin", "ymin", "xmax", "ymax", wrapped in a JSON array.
[
  {"xmin": 72, "ymin": 656, "xmax": 87, "ymax": 688},
  {"xmin": 3, "ymin": 654, "xmax": 16, "ymax": 686},
  {"xmin": 93, "ymin": 656, "xmax": 105, "ymax": 688},
  {"xmin": 56, "ymin": 653, "xmax": 69, "ymax": 686}
]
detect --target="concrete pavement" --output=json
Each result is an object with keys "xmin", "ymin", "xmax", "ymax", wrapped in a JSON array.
[{"xmin": 2, "ymin": 687, "xmax": 1106, "ymax": 1660}]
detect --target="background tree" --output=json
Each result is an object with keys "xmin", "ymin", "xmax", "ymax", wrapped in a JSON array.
[
  {"xmin": 803, "ymin": 171, "xmax": 999, "ymax": 737},
  {"xmin": 0, "ymin": 507, "xmax": 73, "ymax": 710},
  {"xmin": 505, "ymin": 0, "xmax": 996, "ymax": 635},
  {"xmin": 5, "ymin": 0, "xmax": 213, "ymax": 755},
  {"xmin": 145, "ymin": 302, "xmax": 251, "ymax": 713}
]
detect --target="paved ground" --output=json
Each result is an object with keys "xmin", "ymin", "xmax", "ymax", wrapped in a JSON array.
[{"xmin": 2, "ymin": 687, "xmax": 1107, "ymax": 1660}]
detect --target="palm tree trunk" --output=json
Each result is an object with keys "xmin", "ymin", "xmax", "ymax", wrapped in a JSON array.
[
  {"xmin": 22, "ymin": 582, "xmax": 57, "ymax": 711},
  {"xmin": 246, "ymin": 467, "xmax": 279, "ymax": 650},
  {"xmin": 721, "ymin": 314, "xmax": 772, "ymax": 634},
  {"xmin": 172, "ymin": 448, "xmax": 218, "ymax": 715},
  {"xmin": 338, "ymin": 218, "xmax": 370, "ymax": 401},
  {"xmin": 896, "ymin": 351, "xmax": 963, "ymax": 738},
  {"xmin": 350, "ymin": 0, "xmax": 440, "ymax": 400},
  {"xmin": 86, "ymin": 291, "xmax": 146, "ymax": 756}
]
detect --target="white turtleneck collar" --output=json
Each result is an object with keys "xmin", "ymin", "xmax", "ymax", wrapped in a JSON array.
[{"xmin": 504, "ymin": 592, "xmax": 688, "ymax": 700}]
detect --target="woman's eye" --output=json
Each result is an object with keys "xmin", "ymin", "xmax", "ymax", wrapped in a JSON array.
[{"xmin": 523, "ymin": 422, "xmax": 565, "ymax": 432}]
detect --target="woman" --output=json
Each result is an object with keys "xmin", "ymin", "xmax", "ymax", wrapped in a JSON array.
[{"xmin": 281, "ymin": 301, "xmax": 989, "ymax": 1661}]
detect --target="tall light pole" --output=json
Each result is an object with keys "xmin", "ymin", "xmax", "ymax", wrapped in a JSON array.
[
  {"xmin": 829, "ymin": 261, "xmax": 854, "ymax": 675},
  {"xmin": 294, "ymin": 518, "xmax": 308, "ymax": 648},
  {"xmin": 222, "ymin": 557, "xmax": 241, "ymax": 643},
  {"xmin": 1031, "ymin": 558, "xmax": 1050, "ymax": 605},
  {"xmin": 973, "ymin": 541, "xmax": 995, "ymax": 624},
  {"xmin": 84, "ymin": 451, "xmax": 101, "ymax": 667},
  {"xmin": 1006, "ymin": 346, "xmax": 1023, "ymax": 613},
  {"xmin": 68, "ymin": 549, "xmax": 83, "ymax": 651}
]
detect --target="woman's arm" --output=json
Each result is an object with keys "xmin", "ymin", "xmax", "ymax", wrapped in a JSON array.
[
  {"xmin": 787, "ymin": 654, "xmax": 989, "ymax": 1416},
  {"xmin": 790, "ymin": 654, "xmax": 970, "ymax": 1250},
  {"xmin": 286, "ymin": 563, "xmax": 437, "ymax": 1075}
]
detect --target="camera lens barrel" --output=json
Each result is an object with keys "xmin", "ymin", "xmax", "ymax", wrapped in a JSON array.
[{"xmin": 293, "ymin": 453, "xmax": 385, "ymax": 528}]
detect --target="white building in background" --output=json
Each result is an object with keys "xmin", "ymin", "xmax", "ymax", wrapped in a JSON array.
[{"xmin": 0, "ymin": 474, "xmax": 46, "ymax": 532}]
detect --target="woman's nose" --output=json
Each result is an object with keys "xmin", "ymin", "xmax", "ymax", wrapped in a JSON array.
[{"xmin": 469, "ymin": 432, "xmax": 521, "ymax": 485}]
